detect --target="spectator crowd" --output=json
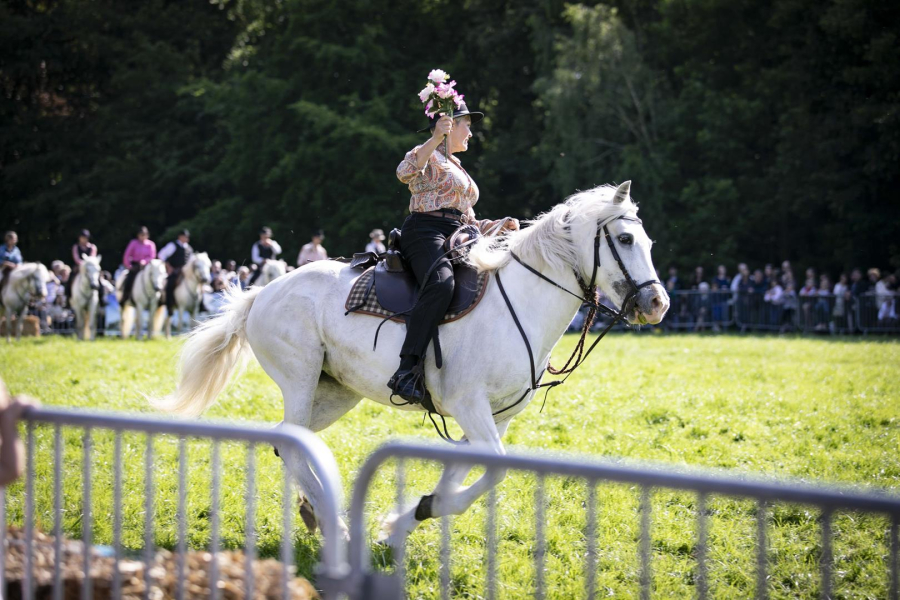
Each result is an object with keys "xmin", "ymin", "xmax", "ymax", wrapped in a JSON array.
[{"xmin": 657, "ymin": 261, "xmax": 898, "ymax": 333}]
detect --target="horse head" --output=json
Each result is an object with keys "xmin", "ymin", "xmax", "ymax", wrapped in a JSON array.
[
  {"xmin": 572, "ymin": 181, "xmax": 668, "ymax": 325},
  {"xmin": 147, "ymin": 259, "xmax": 167, "ymax": 292},
  {"xmin": 192, "ymin": 252, "xmax": 213, "ymax": 284},
  {"xmin": 32, "ymin": 263, "xmax": 50, "ymax": 300},
  {"xmin": 81, "ymin": 255, "xmax": 102, "ymax": 291},
  {"xmin": 264, "ymin": 259, "xmax": 287, "ymax": 283}
]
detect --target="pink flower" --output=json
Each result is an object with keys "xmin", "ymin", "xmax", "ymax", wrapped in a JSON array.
[
  {"xmin": 428, "ymin": 69, "xmax": 449, "ymax": 83},
  {"xmin": 436, "ymin": 80, "xmax": 457, "ymax": 99},
  {"xmin": 425, "ymin": 99, "xmax": 437, "ymax": 118},
  {"xmin": 418, "ymin": 83, "xmax": 435, "ymax": 103},
  {"xmin": 453, "ymin": 94, "xmax": 465, "ymax": 108}
]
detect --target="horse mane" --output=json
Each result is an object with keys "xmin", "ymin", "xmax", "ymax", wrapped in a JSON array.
[{"xmin": 468, "ymin": 184, "xmax": 638, "ymax": 273}]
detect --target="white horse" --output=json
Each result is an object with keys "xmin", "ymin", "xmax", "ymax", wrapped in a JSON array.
[
  {"xmin": 1, "ymin": 263, "xmax": 50, "ymax": 342},
  {"xmin": 161, "ymin": 252, "xmax": 212, "ymax": 337},
  {"xmin": 117, "ymin": 259, "xmax": 166, "ymax": 340},
  {"xmin": 155, "ymin": 182, "xmax": 669, "ymax": 544},
  {"xmin": 70, "ymin": 255, "xmax": 103, "ymax": 341},
  {"xmin": 256, "ymin": 259, "xmax": 287, "ymax": 286}
]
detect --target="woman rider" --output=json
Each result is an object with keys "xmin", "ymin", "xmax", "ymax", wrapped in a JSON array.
[
  {"xmin": 120, "ymin": 226, "xmax": 157, "ymax": 306},
  {"xmin": 389, "ymin": 100, "xmax": 518, "ymax": 402},
  {"xmin": 66, "ymin": 229, "xmax": 98, "ymax": 302}
]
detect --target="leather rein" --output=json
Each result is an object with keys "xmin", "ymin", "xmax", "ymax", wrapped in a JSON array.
[{"xmin": 492, "ymin": 214, "xmax": 660, "ymax": 418}]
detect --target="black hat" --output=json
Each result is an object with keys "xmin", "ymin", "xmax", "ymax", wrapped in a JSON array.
[
  {"xmin": 312, "ymin": 229, "xmax": 325, "ymax": 239},
  {"xmin": 259, "ymin": 226, "xmax": 272, "ymax": 236},
  {"xmin": 417, "ymin": 102, "xmax": 484, "ymax": 133},
  {"xmin": 179, "ymin": 229, "xmax": 190, "ymax": 237},
  {"xmin": 79, "ymin": 229, "xmax": 91, "ymax": 239}
]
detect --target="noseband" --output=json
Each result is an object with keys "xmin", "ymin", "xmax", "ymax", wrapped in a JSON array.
[{"xmin": 493, "ymin": 215, "xmax": 661, "ymax": 418}]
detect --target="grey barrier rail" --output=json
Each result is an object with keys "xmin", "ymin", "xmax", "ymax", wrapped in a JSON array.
[
  {"xmin": 4, "ymin": 407, "xmax": 348, "ymax": 599},
  {"xmin": 346, "ymin": 441, "xmax": 900, "ymax": 600}
]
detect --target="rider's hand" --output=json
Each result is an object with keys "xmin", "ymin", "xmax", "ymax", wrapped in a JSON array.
[
  {"xmin": 504, "ymin": 219, "xmax": 520, "ymax": 231},
  {"xmin": 431, "ymin": 116, "xmax": 453, "ymax": 141}
]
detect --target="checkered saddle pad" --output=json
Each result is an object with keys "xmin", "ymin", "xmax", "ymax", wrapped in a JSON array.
[{"xmin": 344, "ymin": 266, "xmax": 490, "ymax": 324}]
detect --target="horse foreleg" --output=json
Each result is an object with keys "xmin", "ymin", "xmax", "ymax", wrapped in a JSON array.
[
  {"xmin": 378, "ymin": 401, "xmax": 510, "ymax": 548},
  {"xmin": 88, "ymin": 300, "xmax": 97, "ymax": 341},
  {"xmin": 74, "ymin": 307, "xmax": 84, "ymax": 340},
  {"xmin": 15, "ymin": 307, "xmax": 25, "ymax": 341}
]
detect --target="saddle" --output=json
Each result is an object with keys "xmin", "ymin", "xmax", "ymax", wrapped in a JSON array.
[{"xmin": 344, "ymin": 226, "xmax": 489, "ymax": 325}]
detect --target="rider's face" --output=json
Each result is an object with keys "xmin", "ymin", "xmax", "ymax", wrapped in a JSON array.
[{"xmin": 450, "ymin": 116, "xmax": 472, "ymax": 153}]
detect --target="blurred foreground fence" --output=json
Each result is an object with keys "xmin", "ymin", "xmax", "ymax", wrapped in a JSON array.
[
  {"xmin": 5, "ymin": 409, "xmax": 900, "ymax": 598},
  {"xmin": 347, "ymin": 443, "xmax": 900, "ymax": 599},
  {"xmin": 4, "ymin": 407, "xmax": 347, "ymax": 599}
]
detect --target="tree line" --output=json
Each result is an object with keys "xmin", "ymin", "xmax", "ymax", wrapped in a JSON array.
[{"xmin": 2, "ymin": 0, "xmax": 897, "ymax": 274}]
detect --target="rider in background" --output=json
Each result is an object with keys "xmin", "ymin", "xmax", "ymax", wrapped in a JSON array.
[
  {"xmin": 297, "ymin": 229, "xmax": 328, "ymax": 266},
  {"xmin": 248, "ymin": 226, "xmax": 282, "ymax": 285},
  {"xmin": 66, "ymin": 229, "xmax": 98, "ymax": 302},
  {"xmin": 158, "ymin": 229, "xmax": 193, "ymax": 316},
  {"xmin": 0, "ymin": 231, "xmax": 22, "ymax": 292},
  {"xmin": 365, "ymin": 229, "xmax": 386, "ymax": 255},
  {"xmin": 120, "ymin": 226, "xmax": 156, "ymax": 306}
]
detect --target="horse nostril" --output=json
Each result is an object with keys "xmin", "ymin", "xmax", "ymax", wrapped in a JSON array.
[{"xmin": 651, "ymin": 296, "xmax": 661, "ymax": 310}]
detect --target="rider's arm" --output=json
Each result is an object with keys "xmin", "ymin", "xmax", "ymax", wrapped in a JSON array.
[
  {"xmin": 251, "ymin": 243, "xmax": 262, "ymax": 265},
  {"xmin": 122, "ymin": 240, "xmax": 136, "ymax": 268},
  {"xmin": 269, "ymin": 240, "xmax": 282, "ymax": 256},
  {"xmin": 71, "ymin": 244, "xmax": 83, "ymax": 266},
  {"xmin": 397, "ymin": 121, "xmax": 451, "ymax": 183},
  {"xmin": 158, "ymin": 242, "xmax": 176, "ymax": 262},
  {"xmin": 147, "ymin": 241, "xmax": 157, "ymax": 260}
]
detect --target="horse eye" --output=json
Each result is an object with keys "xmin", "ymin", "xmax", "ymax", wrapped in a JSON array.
[{"xmin": 618, "ymin": 234, "xmax": 634, "ymax": 245}]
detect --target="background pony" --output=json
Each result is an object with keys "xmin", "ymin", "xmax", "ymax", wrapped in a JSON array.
[
  {"xmin": 70, "ymin": 255, "xmax": 103, "ymax": 341},
  {"xmin": 117, "ymin": 259, "xmax": 166, "ymax": 340},
  {"xmin": 1, "ymin": 263, "xmax": 49, "ymax": 342},
  {"xmin": 256, "ymin": 259, "xmax": 287, "ymax": 286},
  {"xmin": 159, "ymin": 252, "xmax": 212, "ymax": 337}
]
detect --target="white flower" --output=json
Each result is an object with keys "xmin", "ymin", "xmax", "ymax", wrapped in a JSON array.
[
  {"xmin": 418, "ymin": 83, "xmax": 435, "ymax": 103},
  {"xmin": 428, "ymin": 69, "xmax": 449, "ymax": 83}
]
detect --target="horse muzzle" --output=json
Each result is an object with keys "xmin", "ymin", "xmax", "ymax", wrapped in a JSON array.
[{"xmin": 633, "ymin": 284, "xmax": 669, "ymax": 325}]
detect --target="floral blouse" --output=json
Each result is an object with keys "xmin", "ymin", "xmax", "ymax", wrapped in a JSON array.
[{"xmin": 397, "ymin": 144, "xmax": 480, "ymax": 214}]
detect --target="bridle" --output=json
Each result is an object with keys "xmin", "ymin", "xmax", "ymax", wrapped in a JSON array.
[{"xmin": 493, "ymin": 214, "xmax": 661, "ymax": 418}]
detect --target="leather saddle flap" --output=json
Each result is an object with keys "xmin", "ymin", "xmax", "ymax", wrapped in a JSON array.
[{"xmin": 373, "ymin": 261, "xmax": 481, "ymax": 315}]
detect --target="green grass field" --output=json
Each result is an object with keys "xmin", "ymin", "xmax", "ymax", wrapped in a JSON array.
[{"xmin": 1, "ymin": 334, "xmax": 899, "ymax": 598}]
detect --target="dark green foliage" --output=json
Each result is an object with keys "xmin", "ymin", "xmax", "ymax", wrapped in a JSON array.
[{"xmin": 2, "ymin": 0, "xmax": 897, "ymax": 273}]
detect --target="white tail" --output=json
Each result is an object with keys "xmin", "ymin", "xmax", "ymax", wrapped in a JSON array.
[{"xmin": 152, "ymin": 285, "xmax": 263, "ymax": 416}]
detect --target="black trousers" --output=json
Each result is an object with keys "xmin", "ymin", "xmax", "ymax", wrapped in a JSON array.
[
  {"xmin": 399, "ymin": 213, "xmax": 460, "ymax": 360},
  {"xmin": 165, "ymin": 270, "xmax": 180, "ymax": 314},
  {"xmin": 120, "ymin": 263, "xmax": 142, "ymax": 306}
]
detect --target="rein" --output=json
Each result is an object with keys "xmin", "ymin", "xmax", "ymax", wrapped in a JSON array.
[{"xmin": 493, "ymin": 215, "xmax": 660, "ymax": 416}]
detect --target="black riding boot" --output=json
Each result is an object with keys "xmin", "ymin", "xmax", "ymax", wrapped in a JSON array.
[
  {"xmin": 165, "ymin": 273, "xmax": 178, "ymax": 315},
  {"xmin": 389, "ymin": 354, "xmax": 426, "ymax": 403}
]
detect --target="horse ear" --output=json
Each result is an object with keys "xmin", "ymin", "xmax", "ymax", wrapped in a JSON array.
[
  {"xmin": 613, "ymin": 181, "xmax": 631, "ymax": 204},
  {"xmin": 97, "ymin": 255, "xmax": 102, "ymax": 263},
  {"xmin": 81, "ymin": 253, "xmax": 88, "ymax": 261}
]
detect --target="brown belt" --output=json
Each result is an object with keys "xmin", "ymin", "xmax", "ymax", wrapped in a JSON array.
[{"xmin": 417, "ymin": 209, "xmax": 462, "ymax": 220}]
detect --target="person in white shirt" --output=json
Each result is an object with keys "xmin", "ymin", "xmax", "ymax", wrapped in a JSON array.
[
  {"xmin": 297, "ymin": 229, "xmax": 328, "ymax": 266},
  {"xmin": 365, "ymin": 229, "xmax": 386, "ymax": 255},
  {"xmin": 248, "ymin": 227, "xmax": 282, "ymax": 285}
]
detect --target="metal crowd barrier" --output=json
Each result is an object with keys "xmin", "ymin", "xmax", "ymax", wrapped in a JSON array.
[
  {"xmin": 3, "ymin": 407, "xmax": 348, "ymax": 599},
  {"xmin": 346, "ymin": 441, "xmax": 900, "ymax": 600}
]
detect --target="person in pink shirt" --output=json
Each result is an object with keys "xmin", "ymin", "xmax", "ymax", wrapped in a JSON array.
[{"xmin": 120, "ymin": 226, "xmax": 157, "ymax": 306}]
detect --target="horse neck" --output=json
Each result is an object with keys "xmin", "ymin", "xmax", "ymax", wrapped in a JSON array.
[
  {"xmin": 495, "ymin": 257, "xmax": 585, "ymax": 360},
  {"xmin": 78, "ymin": 269, "xmax": 93, "ymax": 294}
]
